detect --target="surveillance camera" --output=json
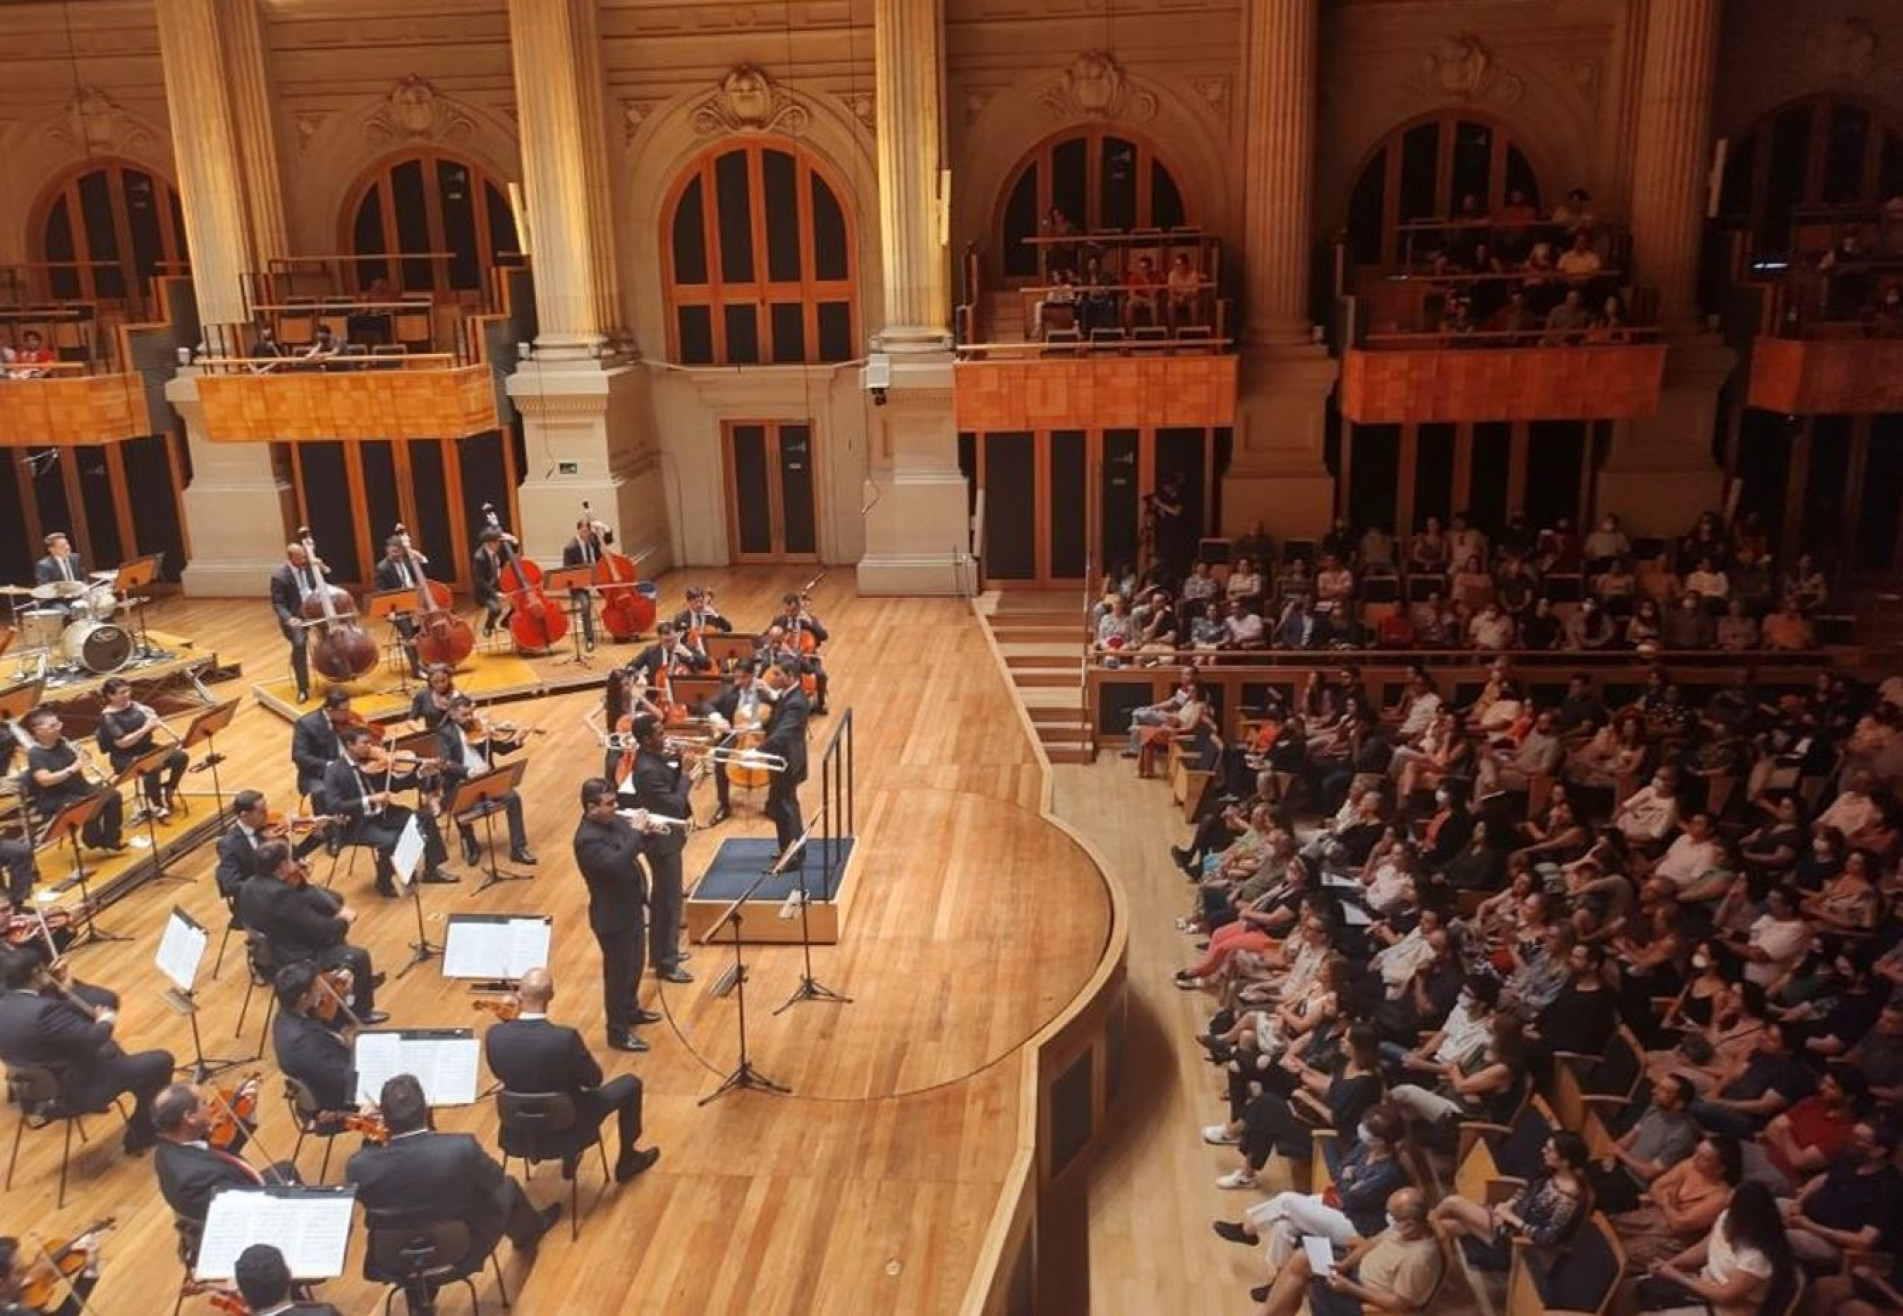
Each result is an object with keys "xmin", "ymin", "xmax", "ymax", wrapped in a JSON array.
[{"xmin": 871, "ymin": 387, "xmax": 888, "ymax": 406}]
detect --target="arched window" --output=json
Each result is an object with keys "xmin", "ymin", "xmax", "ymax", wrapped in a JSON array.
[
  {"xmin": 663, "ymin": 142, "xmax": 857, "ymax": 366},
  {"xmin": 996, "ymin": 129, "xmax": 1189, "ymax": 279},
  {"xmin": 33, "ymin": 160, "xmax": 188, "ymax": 304},
  {"xmin": 1344, "ymin": 113, "xmax": 1545, "ymax": 265},
  {"xmin": 1717, "ymin": 95, "xmax": 1903, "ymax": 255},
  {"xmin": 345, "ymin": 151, "xmax": 518, "ymax": 294}
]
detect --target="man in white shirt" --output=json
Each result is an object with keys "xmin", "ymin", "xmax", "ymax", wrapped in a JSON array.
[
  {"xmin": 1614, "ymin": 767, "xmax": 1682, "ymax": 845},
  {"xmin": 1386, "ymin": 675, "xmax": 1442, "ymax": 743},
  {"xmin": 1221, "ymin": 599, "xmax": 1265, "ymax": 649},
  {"xmin": 1652, "ymin": 810, "xmax": 1724, "ymax": 899},
  {"xmin": 1478, "ymin": 709, "xmax": 1564, "ymax": 794},
  {"xmin": 1817, "ymin": 770, "xmax": 1886, "ymax": 849},
  {"xmin": 1468, "ymin": 603, "xmax": 1516, "ymax": 650}
]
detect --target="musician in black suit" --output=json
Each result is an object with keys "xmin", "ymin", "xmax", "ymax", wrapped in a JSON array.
[
  {"xmin": 370, "ymin": 537, "xmax": 426, "ymax": 679},
  {"xmin": 572, "ymin": 778, "xmax": 658, "ymax": 1051},
  {"xmin": 0, "ymin": 947, "xmax": 173, "ymax": 1153},
  {"xmin": 32, "ymin": 532, "xmax": 86, "ymax": 587},
  {"xmin": 434, "ymin": 696, "xmax": 536, "ymax": 868},
  {"xmin": 95, "ymin": 676, "xmax": 188, "ymax": 820},
  {"xmin": 767, "ymin": 592, "xmax": 829, "ymax": 713},
  {"xmin": 232, "ymin": 1243, "xmax": 343, "ymax": 1316},
  {"xmin": 0, "ymin": 839, "xmax": 36, "ymax": 909},
  {"xmin": 269, "ymin": 543, "xmax": 326, "ymax": 703},
  {"xmin": 700, "ymin": 661, "xmax": 766, "ymax": 825},
  {"xmin": 237, "ymin": 841, "xmax": 385, "ymax": 1021},
  {"xmin": 289, "ymin": 689, "xmax": 357, "ymax": 860},
  {"xmin": 627, "ymin": 716, "xmax": 692, "ymax": 984},
  {"xmin": 271, "ymin": 962, "xmax": 356, "ymax": 1115},
  {"xmin": 472, "ymin": 527, "xmax": 511, "ymax": 637},
  {"xmin": 151, "ymin": 1083, "xmax": 298, "ymax": 1223},
  {"xmin": 628, "ymin": 620, "xmax": 712, "ymax": 681},
  {"xmin": 346, "ymin": 1073, "xmax": 560, "ymax": 1274},
  {"xmin": 673, "ymin": 586, "xmax": 734, "ymax": 636},
  {"xmin": 560, "ymin": 515, "xmax": 614, "ymax": 651},
  {"xmin": 321, "ymin": 726, "xmax": 454, "ymax": 895},
  {"xmin": 214, "ymin": 790, "xmax": 276, "ymax": 900},
  {"xmin": 759, "ymin": 665, "xmax": 811, "ymax": 864},
  {"xmin": 0, "ymin": 1233, "xmax": 97, "ymax": 1316},
  {"xmin": 484, "ymin": 967, "xmax": 659, "ymax": 1178}
]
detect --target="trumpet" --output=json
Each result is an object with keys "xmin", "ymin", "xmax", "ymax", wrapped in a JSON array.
[
  {"xmin": 62, "ymin": 737, "xmax": 109, "ymax": 787},
  {"xmin": 135, "ymin": 700, "xmax": 183, "ymax": 746},
  {"xmin": 616, "ymin": 808, "xmax": 692, "ymax": 834}
]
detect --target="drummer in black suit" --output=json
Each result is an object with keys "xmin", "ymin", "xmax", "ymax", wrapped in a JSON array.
[{"xmin": 33, "ymin": 532, "xmax": 86, "ymax": 587}]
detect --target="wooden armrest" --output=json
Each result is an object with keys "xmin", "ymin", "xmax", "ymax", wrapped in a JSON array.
[
  {"xmin": 1456, "ymin": 1121, "xmax": 1509, "ymax": 1162},
  {"xmin": 1485, "ymin": 1176, "xmax": 1525, "ymax": 1204}
]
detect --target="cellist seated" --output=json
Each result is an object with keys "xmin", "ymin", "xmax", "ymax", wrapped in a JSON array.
[
  {"xmin": 561, "ymin": 516, "xmax": 615, "ymax": 652},
  {"xmin": 236, "ymin": 841, "xmax": 387, "ymax": 1025},
  {"xmin": 766, "ymin": 593, "xmax": 830, "ymax": 714},
  {"xmin": 630, "ymin": 621, "xmax": 711, "ymax": 682},
  {"xmin": 372, "ymin": 536, "xmax": 426, "ymax": 680}
]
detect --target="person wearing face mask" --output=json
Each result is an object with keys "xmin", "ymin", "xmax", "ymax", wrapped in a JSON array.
[
  {"xmin": 1212, "ymin": 1104, "xmax": 1411, "ymax": 1269},
  {"xmin": 1614, "ymin": 766, "xmax": 1682, "ymax": 848},
  {"xmin": 1417, "ymin": 781, "xmax": 1474, "ymax": 868},
  {"xmin": 1210, "ymin": 1024, "xmax": 1385, "ymax": 1191},
  {"xmin": 1662, "ymin": 589, "xmax": 1717, "ymax": 649},
  {"xmin": 1380, "ymin": 973, "xmax": 1498, "ymax": 1077},
  {"xmin": 1584, "ymin": 514, "xmax": 1632, "ymax": 564},
  {"xmin": 1251, "ymin": 1186, "xmax": 1445, "ymax": 1315}
]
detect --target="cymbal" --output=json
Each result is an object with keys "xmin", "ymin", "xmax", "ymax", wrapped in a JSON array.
[
  {"xmin": 89, "ymin": 571, "xmax": 118, "ymax": 582},
  {"xmin": 0, "ymin": 585, "xmax": 35, "ymax": 597}
]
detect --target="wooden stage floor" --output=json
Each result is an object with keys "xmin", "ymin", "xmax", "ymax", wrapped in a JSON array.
[{"xmin": 0, "ymin": 569, "xmax": 1115, "ymax": 1315}]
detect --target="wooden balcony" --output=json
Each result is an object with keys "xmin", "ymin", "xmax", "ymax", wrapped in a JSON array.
[
  {"xmin": 1340, "ymin": 337, "xmax": 1667, "ymax": 424},
  {"xmin": 1746, "ymin": 333, "xmax": 1903, "ymax": 415},
  {"xmin": 195, "ymin": 356, "xmax": 500, "ymax": 441},
  {"xmin": 0, "ymin": 364, "xmax": 153, "ymax": 444},
  {"xmin": 953, "ymin": 352, "xmax": 1237, "ymax": 431}
]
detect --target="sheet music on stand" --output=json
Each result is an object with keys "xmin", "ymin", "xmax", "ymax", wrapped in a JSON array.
[
  {"xmin": 391, "ymin": 812, "xmax": 426, "ymax": 889},
  {"xmin": 354, "ymin": 1028, "xmax": 480, "ymax": 1107},
  {"xmin": 155, "ymin": 905, "xmax": 208, "ymax": 993},
  {"xmin": 442, "ymin": 913, "xmax": 552, "ymax": 981},
  {"xmin": 194, "ymin": 1184, "xmax": 357, "ymax": 1281}
]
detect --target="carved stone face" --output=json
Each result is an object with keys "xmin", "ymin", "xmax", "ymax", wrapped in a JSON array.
[
  {"xmin": 391, "ymin": 76, "xmax": 438, "ymax": 136},
  {"xmin": 1069, "ymin": 52, "xmax": 1119, "ymax": 114},
  {"xmin": 722, "ymin": 67, "xmax": 773, "ymax": 127}
]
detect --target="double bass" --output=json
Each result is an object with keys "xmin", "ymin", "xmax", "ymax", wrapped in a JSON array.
[
  {"xmin": 482, "ymin": 504, "xmax": 568, "ymax": 653},
  {"xmin": 393, "ymin": 523, "xmax": 474, "ymax": 668},
  {"xmin": 582, "ymin": 500, "xmax": 655, "ymax": 642},
  {"xmin": 297, "ymin": 528, "xmax": 379, "ymax": 682}
]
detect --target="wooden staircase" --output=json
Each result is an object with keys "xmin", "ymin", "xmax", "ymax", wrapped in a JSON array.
[{"xmin": 978, "ymin": 590, "xmax": 1094, "ymax": 764}]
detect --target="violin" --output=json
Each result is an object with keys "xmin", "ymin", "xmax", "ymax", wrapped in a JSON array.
[
  {"xmin": 260, "ymin": 811, "xmax": 340, "ymax": 841},
  {"xmin": 15, "ymin": 1218, "xmax": 114, "ymax": 1313},
  {"xmin": 582, "ymin": 500, "xmax": 654, "ymax": 642},
  {"xmin": 179, "ymin": 1280, "xmax": 249, "ymax": 1315},
  {"xmin": 310, "ymin": 966, "xmax": 358, "ymax": 1026},
  {"xmin": 483, "ymin": 504, "xmax": 568, "ymax": 653},
  {"xmin": 339, "ymin": 1110, "xmax": 390, "ymax": 1144},
  {"xmin": 297, "ymin": 528, "xmax": 380, "ymax": 682},
  {"xmin": 395, "ymin": 523, "xmax": 474, "ymax": 669},
  {"xmin": 466, "ymin": 716, "xmax": 543, "ymax": 748},
  {"xmin": 472, "ymin": 996, "xmax": 521, "ymax": 1022},
  {"xmin": 204, "ymin": 1074, "xmax": 262, "ymax": 1152}
]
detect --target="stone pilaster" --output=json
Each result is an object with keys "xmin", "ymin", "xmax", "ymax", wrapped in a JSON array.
[
  {"xmin": 1628, "ymin": 0, "xmax": 1723, "ymax": 327},
  {"xmin": 222, "ymin": 0, "xmax": 289, "ymax": 267},
  {"xmin": 1241, "ymin": 0, "xmax": 1319, "ymax": 348},
  {"xmin": 874, "ymin": 0, "xmax": 950, "ymax": 351},
  {"xmin": 166, "ymin": 375, "xmax": 297, "ymax": 597},
  {"xmin": 858, "ymin": 358, "xmax": 972, "ymax": 596}
]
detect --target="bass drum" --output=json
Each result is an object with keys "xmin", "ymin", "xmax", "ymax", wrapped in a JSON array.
[{"xmin": 61, "ymin": 620, "xmax": 133, "ymax": 675}]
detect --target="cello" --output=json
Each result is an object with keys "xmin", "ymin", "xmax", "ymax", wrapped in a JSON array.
[
  {"xmin": 482, "ymin": 504, "xmax": 568, "ymax": 653},
  {"xmin": 582, "ymin": 500, "xmax": 655, "ymax": 641},
  {"xmin": 297, "ymin": 528, "xmax": 380, "ymax": 682},
  {"xmin": 394, "ymin": 524, "xmax": 474, "ymax": 668}
]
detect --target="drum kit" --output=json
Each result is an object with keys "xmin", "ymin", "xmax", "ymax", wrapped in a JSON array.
[{"xmin": 2, "ymin": 573, "xmax": 136, "ymax": 678}]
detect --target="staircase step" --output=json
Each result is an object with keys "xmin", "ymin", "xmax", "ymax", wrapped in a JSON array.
[
  {"xmin": 987, "ymin": 624, "xmax": 1081, "ymax": 642},
  {"xmin": 1045, "ymin": 746, "xmax": 1093, "ymax": 764},
  {"xmin": 1027, "ymin": 705, "xmax": 1086, "ymax": 722},
  {"xmin": 1014, "ymin": 671, "xmax": 1083, "ymax": 687},
  {"xmin": 1038, "ymin": 727, "xmax": 1092, "ymax": 746},
  {"xmin": 1004, "ymin": 649, "xmax": 1081, "ymax": 669}
]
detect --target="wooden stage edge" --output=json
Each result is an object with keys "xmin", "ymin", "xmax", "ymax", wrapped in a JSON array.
[
  {"xmin": 960, "ymin": 596, "xmax": 1133, "ymax": 1316},
  {"xmin": 249, "ymin": 647, "xmax": 607, "ymax": 724}
]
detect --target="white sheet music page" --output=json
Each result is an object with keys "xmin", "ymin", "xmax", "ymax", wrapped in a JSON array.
[
  {"xmin": 442, "ymin": 915, "xmax": 550, "ymax": 980},
  {"xmin": 354, "ymin": 1029, "xmax": 480, "ymax": 1106},
  {"xmin": 154, "ymin": 906, "xmax": 208, "ymax": 993},
  {"xmin": 195, "ymin": 1186, "xmax": 356, "ymax": 1280},
  {"xmin": 391, "ymin": 812, "xmax": 426, "ymax": 888}
]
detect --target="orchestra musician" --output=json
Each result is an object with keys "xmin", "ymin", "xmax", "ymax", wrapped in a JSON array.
[
  {"xmin": 0, "ymin": 922, "xmax": 108, "ymax": 1005},
  {"xmin": 215, "ymin": 790, "xmax": 275, "ymax": 900},
  {"xmin": 232, "ymin": 1243, "xmax": 344, "ymax": 1316},
  {"xmin": 767, "ymin": 591, "xmax": 829, "ymax": 714},
  {"xmin": 435, "ymin": 695, "xmax": 537, "ymax": 868},
  {"xmin": 21, "ymin": 707, "xmax": 125, "ymax": 852},
  {"xmin": 472, "ymin": 526, "xmax": 512, "ymax": 638},
  {"xmin": 560, "ymin": 515, "xmax": 615, "ymax": 652},
  {"xmin": 0, "ymin": 1233, "xmax": 97, "ymax": 1316},
  {"xmin": 572, "ymin": 778, "xmax": 661, "ymax": 1051},
  {"xmin": 409, "ymin": 662, "xmax": 460, "ymax": 730},
  {"xmin": 628, "ymin": 620, "xmax": 711, "ymax": 682},
  {"xmin": 271, "ymin": 962, "xmax": 356, "ymax": 1117},
  {"xmin": 701, "ymin": 660, "xmax": 766, "ymax": 826},
  {"xmin": 152, "ymin": 1082, "xmax": 299, "ymax": 1223},
  {"xmin": 345, "ymin": 1074, "xmax": 563, "ymax": 1271},
  {"xmin": 484, "ymin": 967, "xmax": 660, "ymax": 1178},
  {"xmin": 0, "ymin": 946, "xmax": 174, "ymax": 1155},
  {"xmin": 236, "ymin": 841, "xmax": 387, "ymax": 1024},
  {"xmin": 289, "ymin": 689, "xmax": 359, "ymax": 859},
  {"xmin": 321, "ymin": 725, "xmax": 456, "ymax": 895},
  {"xmin": 627, "ymin": 716, "xmax": 693, "ymax": 984},
  {"xmin": 32, "ymin": 532, "xmax": 86, "ymax": 588},
  {"xmin": 96, "ymin": 677, "xmax": 188, "ymax": 821},
  {"xmin": 269, "ymin": 542, "xmax": 326, "ymax": 705},
  {"xmin": 759, "ymin": 663, "xmax": 812, "ymax": 865},
  {"xmin": 0, "ymin": 834, "xmax": 35, "ymax": 908},
  {"xmin": 371, "ymin": 536, "xmax": 427, "ymax": 680},
  {"xmin": 674, "ymin": 586, "xmax": 734, "ymax": 637}
]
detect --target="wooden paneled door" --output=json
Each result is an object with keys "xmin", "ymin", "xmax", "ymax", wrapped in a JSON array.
[{"xmin": 724, "ymin": 421, "xmax": 820, "ymax": 563}]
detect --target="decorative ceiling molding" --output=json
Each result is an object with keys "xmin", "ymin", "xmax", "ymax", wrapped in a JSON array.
[
  {"xmin": 690, "ymin": 65, "xmax": 810, "ymax": 137},
  {"xmin": 48, "ymin": 86, "xmax": 160, "ymax": 157},
  {"xmin": 1189, "ymin": 75, "xmax": 1231, "ymax": 126},
  {"xmin": 1038, "ymin": 51, "xmax": 1158, "ymax": 123},
  {"xmin": 292, "ymin": 110, "xmax": 330, "ymax": 152},
  {"xmin": 364, "ymin": 75, "xmax": 477, "ymax": 147},
  {"xmin": 841, "ymin": 90, "xmax": 875, "ymax": 133},
  {"xmin": 1413, "ymin": 33, "xmax": 1524, "ymax": 107},
  {"xmin": 621, "ymin": 100, "xmax": 656, "ymax": 145},
  {"xmin": 1804, "ymin": 16, "xmax": 1882, "ymax": 87}
]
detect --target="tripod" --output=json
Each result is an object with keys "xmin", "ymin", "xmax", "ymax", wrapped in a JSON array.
[
  {"xmin": 697, "ymin": 866, "xmax": 789, "ymax": 1106},
  {"xmin": 163, "ymin": 987, "xmax": 246, "ymax": 1082},
  {"xmin": 396, "ymin": 868, "xmax": 444, "ymax": 978},
  {"xmin": 774, "ymin": 813, "xmax": 850, "ymax": 1014}
]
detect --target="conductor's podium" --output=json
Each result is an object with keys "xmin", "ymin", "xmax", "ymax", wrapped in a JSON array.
[{"xmin": 686, "ymin": 836, "xmax": 859, "ymax": 945}]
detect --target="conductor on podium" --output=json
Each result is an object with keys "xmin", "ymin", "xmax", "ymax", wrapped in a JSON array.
[{"xmin": 760, "ymin": 664, "xmax": 810, "ymax": 866}]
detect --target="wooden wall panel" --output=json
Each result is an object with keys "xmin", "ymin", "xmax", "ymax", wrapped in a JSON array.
[
  {"xmin": 197, "ymin": 365, "xmax": 499, "ymax": 441},
  {"xmin": 1340, "ymin": 344, "xmax": 1667, "ymax": 423},
  {"xmin": 1747, "ymin": 336, "xmax": 1903, "ymax": 415},
  {"xmin": 0, "ymin": 375, "xmax": 153, "ymax": 445},
  {"xmin": 954, "ymin": 357, "xmax": 1238, "ymax": 431}
]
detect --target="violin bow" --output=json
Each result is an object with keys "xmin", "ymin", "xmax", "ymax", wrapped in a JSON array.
[
  {"xmin": 199, "ymin": 1079, "xmax": 293, "ymax": 1184},
  {"xmin": 312, "ymin": 968, "xmax": 365, "ymax": 1033}
]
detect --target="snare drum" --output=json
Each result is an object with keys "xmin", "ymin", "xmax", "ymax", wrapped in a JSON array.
[
  {"xmin": 19, "ymin": 608, "xmax": 65, "ymax": 652},
  {"xmin": 79, "ymin": 582, "xmax": 118, "ymax": 621},
  {"xmin": 60, "ymin": 619, "xmax": 132, "ymax": 674}
]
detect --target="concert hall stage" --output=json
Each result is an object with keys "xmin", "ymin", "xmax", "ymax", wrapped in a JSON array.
[
  {"xmin": 685, "ymin": 835, "xmax": 858, "ymax": 945},
  {"xmin": 249, "ymin": 643, "xmax": 604, "ymax": 724}
]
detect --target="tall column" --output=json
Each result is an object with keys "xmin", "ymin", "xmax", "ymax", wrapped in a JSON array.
[
  {"xmin": 222, "ymin": 0, "xmax": 289, "ymax": 267},
  {"xmin": 874, "ymin": 0, "xmax": 949, "ymax": 350},
  {"xmin": 506, "ymin": 0, "xmax": 605, "ymax": 357},
  {"xmin": 1628, "ymin": 0, "xmax": 1722, "ymax": 328},
  {"xmin": 1224, "ymin": 0, "xmax": 1334, "ymax": 540},
  {"xmin": 858, "ymin": 0, "xmax": 968, "ymax": 595},
  {"xmin": 570, "ymin": 0, "xmax": 624, "ymax": 340},
  {"xmin": 1241, "ymin": 0, "xmax": 1318, "ymax": 347},
  {"xmin": 156, "ymin": 0, "xmax": 292, "ymax": 595},
  {"xmin": 1598, "ymin": 0, "xmax": 1729, "ymax": 534}
]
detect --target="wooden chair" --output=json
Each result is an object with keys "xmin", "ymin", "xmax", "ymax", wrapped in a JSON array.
[
  {"xmin": 4, "ymin": 1064, "xmax": 129, "ymax": 1209},
  {"xmin": 1506, "ymin": 1211, "xmax": 1623, "ymax": 1316},
  {"xmin": 1550, "ymin": 1024, "xmax": 1644, "ymax": 1131},
  {"xmin": 1454, "ymin": 1094, "xmax": 1558, "ymax": 1206}
]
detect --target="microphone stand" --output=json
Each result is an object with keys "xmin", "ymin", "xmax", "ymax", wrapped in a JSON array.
[
  {"xmin": 773, "ymin": 810, "xmax": 850, "ymax": 1014},
  {"xmin": 695, "ymin": 850, "xmax": 794, "ymax": 1106}
]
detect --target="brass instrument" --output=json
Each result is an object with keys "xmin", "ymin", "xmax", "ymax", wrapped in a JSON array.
[
  {"xmin": 133, "ymin": 700, "xmax": 183, "ymax": 747},
  {"xmin": 616, "ymin": 808, "xmax": 692, "ymax": 835},
  {"xmin": 60, "ymin": 737, "xmax": 109, "ymax": 788}
]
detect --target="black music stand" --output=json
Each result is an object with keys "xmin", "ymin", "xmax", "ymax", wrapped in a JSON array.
[
  {"xmin": 157, "ymin": 907, "xmax": 246, "ymax": 1081},
  {"xmin": 363, "ymin": 588, "xmax": 417, "ymax": 696},
  {"xmin": 544, "ymin": 564, "xmax": 597, "ymax": 669},
  {"xmin": 116, "ymin": 743, "xmax": 189, "ymax": 885},
  {"xmin": 449, "ymin": 760, "xmax": 530, "ymax": 893},
  {"xmin": 110, "ymin": 554, "xmax": 164, "ymax": 661},
  {"xmin": 391, "ymin": 814, "xmax": 444, "ymax": 979},
  {"xmin": 694, "ymin": 849, "xmax": 797, "ymax": 1106},
  {"xmin": 38, "ymin": 793, "xmax": 128, "ymax": 945},
  {"xmin": 773, "ymin": 811, "xmax": 851, "ymax": 1014},
  {"xmin": 180, "ymin": 699, "xmax": 239, "ymax": 826}
]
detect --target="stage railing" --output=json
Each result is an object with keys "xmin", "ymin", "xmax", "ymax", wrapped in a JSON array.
[{"xmin": 817, "ymin": 706, "xmax": 854, "ymax": 899}]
